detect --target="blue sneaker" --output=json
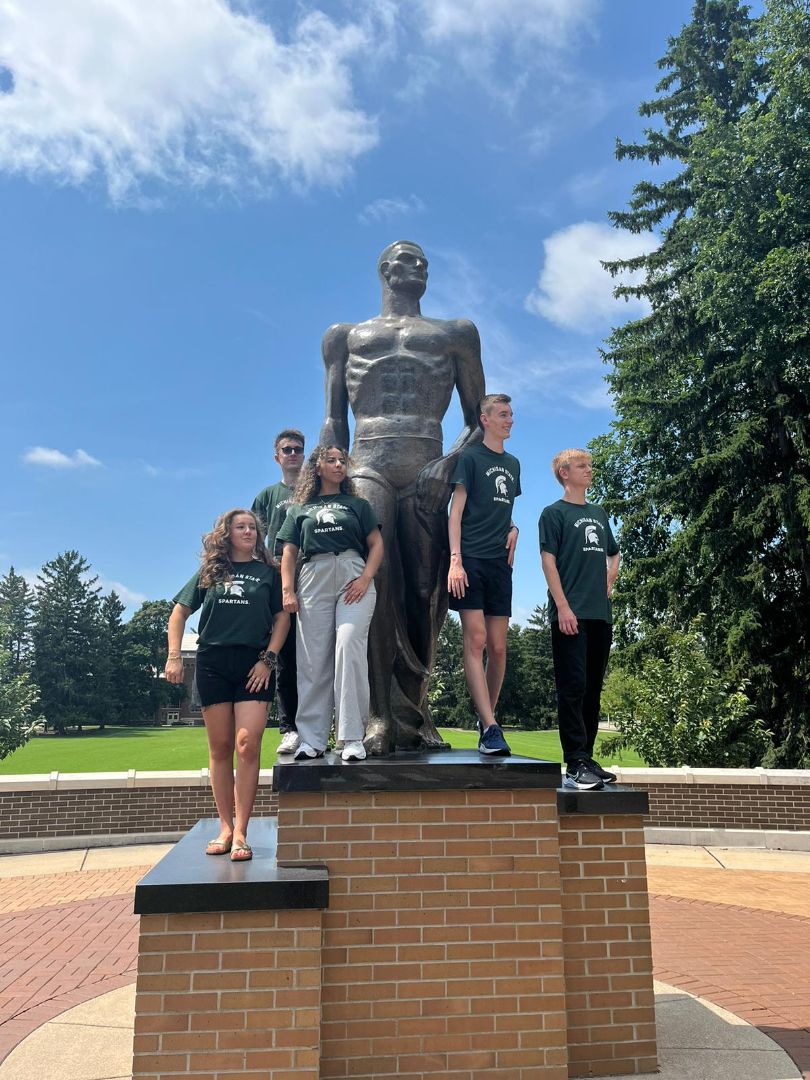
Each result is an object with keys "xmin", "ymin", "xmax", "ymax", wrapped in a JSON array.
[{"xmin": 478, "ymin": 723, "xmax": 511, "ymax": 756}]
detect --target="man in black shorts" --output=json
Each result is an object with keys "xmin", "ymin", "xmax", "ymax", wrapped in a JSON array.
[
  {"xmin": 252, "ymin": 428, "xmax": 305, "ymax": 754},
  {"xmin": 447, "ymin": 394, "xmax": 520, "ymax": 755}
]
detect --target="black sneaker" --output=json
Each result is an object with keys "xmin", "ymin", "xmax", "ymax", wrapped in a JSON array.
[
  {"xmin": 588, "ymin": 758, "xmax": 617, "ymax": 784},
  {"xmin": 563, "ymin": 762, "xmax": 604, "ymax": 790},
  {"xmin": 478, "ymin": 723, "xmax": 511, "ymax": 756}
]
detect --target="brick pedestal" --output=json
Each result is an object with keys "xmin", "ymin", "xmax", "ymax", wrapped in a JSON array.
[{"xmin": 558, "ymin": 792, "xmax": 656, "ymax": 1077}]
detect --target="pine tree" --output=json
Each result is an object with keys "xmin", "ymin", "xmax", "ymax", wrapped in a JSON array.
[
  {"xmin": 32, "ymin": 551, "xmax": 102, "ymax": 733},
  {"xmin": 0, "ymin": 568, "xmax": 35, "ymax": 673},
  {"xmin": 593, "ymin": 0, "xmax": 810, "ymax": 764}
]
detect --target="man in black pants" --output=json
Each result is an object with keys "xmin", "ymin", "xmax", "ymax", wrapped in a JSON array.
[
  {"xmin": 252, "ymin": 429, "xmax": 305, "ymax": 754},
  {"xmin": 539, "ymin": 448, "xmax": 620, "ymax": 790}
]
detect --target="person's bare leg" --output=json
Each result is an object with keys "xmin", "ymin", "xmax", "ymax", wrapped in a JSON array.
[
  {"xmin": 202, "ymin": 703, "xmax": 236, "ymax": 844},
  {"xmin": 233, "ymin": 701, "xmax": 269, "ymax": 849},
  {"xmin": 459, "ymin": 609, "xmax": 497, "ymax": 728},
  {"xmin": 484, "ymin": 615, "xmax": 509, "ymax": 715}
]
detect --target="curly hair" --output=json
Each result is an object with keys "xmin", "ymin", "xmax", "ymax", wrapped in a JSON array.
[
  {"xmin": 292, "ymin": 446, "xmax": 357, "ymax": 505},
  {"xmin": 199, "ymin": 509, "xmax": 269, "ymax": 587}
]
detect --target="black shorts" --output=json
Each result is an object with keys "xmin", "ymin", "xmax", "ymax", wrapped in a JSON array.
[
  {"xmin": 448, "ymin": 555, "xmax": 512, "ymax": 617},
  {"xmin": 194, "ymin": 645, "xmax": 275, "ymax": 708}
]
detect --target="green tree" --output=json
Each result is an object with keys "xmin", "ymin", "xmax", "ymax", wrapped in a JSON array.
[
  {"xmin": 519, "ymin": 606, "xmax": 558, "ymax": 730},
  {"xmin": 0, "ymin": 568, "xmax": 35, "ymax": 673},
  {"xmin": 32, "ymin": 551, "xmax": 102, "ymax": 734},
  {"xmin": 601, "ymin": 623, "xmax": 771, "ymax": 767},
  {"xmin": 95, "ymin": 591, "xmax": 128, "ymax": 729},
  {"xmin": 594, "ymin": 0, "xmax": 810, "ymax": 764},
  {"xmin": 0, "ymin": 627, "xmax": 43, "ymax": 760},
  {"xmin": 428, "ymin": 615, "xmax": 471, "ymax": 728},
  {"xmin": 125, "ymin": 599, "xmax": 185, "ymax": 721}
]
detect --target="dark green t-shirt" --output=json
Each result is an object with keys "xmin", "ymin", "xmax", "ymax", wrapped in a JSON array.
[
  {"xmin": 173, "ymin": 560, "xmax": 282, "ymax": 651},
  {"xmin": 451, "ymin": 443, "xmax": 522, "ymax": 559},
  {"xmin": 539, "ymin": 500, "xmax": 619, "ymax": 623},
  {"xmin": 276, "ymin": 494, "xmax": 378, "ymax": 562},
  {"xmin": 251, "ymin": 481, "xmax": 295, "ymax": 560}
]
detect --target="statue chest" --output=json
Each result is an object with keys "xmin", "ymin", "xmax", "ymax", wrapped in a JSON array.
[{"xmin": 346, "ymin": 322, "xmax": 454, "ymax": 401}]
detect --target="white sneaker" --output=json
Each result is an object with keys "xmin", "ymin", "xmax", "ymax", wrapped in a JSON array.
[
  {"xmin": 277, "ymin": 731, "xmax": 300, "ymax": 755},
  {"xmin": 341, "ymin": 741, "xmax": 366, "ymax": 762},
  {"xmin": 293, "ymin": 741, "xmax": 322, "ymax": 760}
]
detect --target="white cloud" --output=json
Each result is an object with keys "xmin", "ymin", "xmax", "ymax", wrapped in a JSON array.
[
  {"xmin": 23, "ymin": 447, "xmax": 102, "ymax": 468},
  {"xmin": 416, "ymin": 0, "xmax": 598, "ymax": 48},
  {"xmin": 526, "ymin": 221, "xmax": 658, "ymax": 333},
  {"xmin": 99, "ymin": 578, "xmax": 148, "ymax": 609},
  {"xmin": 0, "ymin": 0, "xmax": 379, "ymax": 202},
  {"xmin": 358, "ymin": 194, "xmax": 425, "ymax": 225}
]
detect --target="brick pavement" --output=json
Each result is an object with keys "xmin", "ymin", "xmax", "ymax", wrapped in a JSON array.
[{"xmin": 0, "ymin": 850, "xmax": 809, "ymax": 1077}]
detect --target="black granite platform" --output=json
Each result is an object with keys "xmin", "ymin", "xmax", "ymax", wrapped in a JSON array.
[
  {"xmin": 556, "ymin": 786, "xmax": 650, "ymax": 816},
  {"xmin": 273, "ymin": 749, "xmax": 561, "ymax": 794},
  {"xmin": 134, "ymin": 818, "xmax": 328, "ymax": 915}
]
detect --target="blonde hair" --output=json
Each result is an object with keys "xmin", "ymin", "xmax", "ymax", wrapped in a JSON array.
[
  {"xmin": 293, "ymin": 446, "xmax": 357, "ymax": 505},
  {"xmin": 551, "ymin": 448, "xmax": 592, "ymax": 485},
  {"xmin": 199, "ymin": 509, "xmax": 269, "ymax": 587}
]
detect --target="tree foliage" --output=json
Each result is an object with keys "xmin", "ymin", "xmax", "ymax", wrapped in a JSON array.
[
  {"xmin": 593, "ymin": 0, "xmax": 810, "ymax": 765},
  {"xmin": 0, "ymin": 568, "xmax": 35, "ymax": 674},
  {"xmin": 0, "ymin": 625, "xmax": 43, "ymax": 760},
  {"xmin": 600, "ymin": 622, "xmax": 771, "ymax": 768}
]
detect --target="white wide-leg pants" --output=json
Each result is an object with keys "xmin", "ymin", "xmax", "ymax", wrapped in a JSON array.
[{"xmin": 295, "ymin": 549, "xmax": 376, "ymax": 753}]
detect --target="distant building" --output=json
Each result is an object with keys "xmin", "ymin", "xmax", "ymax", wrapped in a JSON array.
[{"xmin": 159, "ymin": 631, "xmax": 202, "ymax": 726}]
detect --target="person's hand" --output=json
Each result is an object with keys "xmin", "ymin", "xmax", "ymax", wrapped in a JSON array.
[
  {"xmin": 245, "ymin": 662, "xmax": 271, "ymax": 693},
  {"xmin": 558, "ymin": 604, "xmax": 578, "ymax": 635},
  {"xmin": 344, "ymin": 572, "xmax": 372, "ymax": 604},
  {"xmin": 447, "ymin": 557, "xmax": 468, "ymax": 599},
  {"xmin": 505, "ymin": 526, "xmax": 519, "ymax": 567},
  {"xmin": 416, "ymin": 456, "xmax": 454, "ymax": 515},
  {"xmin": 283, "ymin": 588, "xmax": 299, "ymax": 614},
  {"xmin": 164, "ymin": 657, "xmax": 184, "ymax": 684}
]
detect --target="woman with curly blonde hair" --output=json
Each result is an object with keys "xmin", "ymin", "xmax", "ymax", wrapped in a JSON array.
[
  {"xmin": 278, "ymin": 446, "xmax": 383, "ymax": 761},
  {"xmin": 165, "ymin": 509, "xmax": 289, "ymax": 860}
]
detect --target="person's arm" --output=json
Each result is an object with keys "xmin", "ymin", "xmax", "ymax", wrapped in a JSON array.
[
  {"xmin": 344, "ymin": 529, "xmax": 384, "ymax": 604},
  {"xmin": 319, "ymin": 323, "xmax": 352, "ymax": 449},
  {"xmin": 281, "ymin": 543, "xmax": 299, "ymax": 613},
  {"xmin": 244, "ymin": 609, "xmax": 291, "ymax": 693},
  {"xmin": 607, "ymin": 552, "xmax": 620, "ymax": 597},
  {"xmin": 165, "ymin": 604, "xmax": 191, "ymax": 683},
  {"xmin": 541, "ymin": 551, "xmax": 578, "ymax": 635},
  {"xmin": 447, "ymin": 485, "xmax": 468, "ymax": 598},
  {"xmin": 505, "ymin": 522, "xmax": 519, "ymax": 567}
]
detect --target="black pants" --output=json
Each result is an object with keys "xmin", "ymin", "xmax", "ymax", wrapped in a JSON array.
[
  {"xmin": 276, "ymin": 613, "xmax": 298, "ymax": 734},
  {"xmin": 551, "ymin": 619, "xmax": 612, "ymax": 767}
]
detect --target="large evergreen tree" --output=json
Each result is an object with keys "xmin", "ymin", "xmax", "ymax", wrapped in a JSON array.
[
  {"xmin": 0, "ymin": 568, "xmax": 35, "ymax": 674},
  {"xmin": 125, "ymin": 599, "xmax": 185, "ymax": 720},
  {"xmin": 593, "ymin": 0, "xmax": 810, "ymax": 764},
  {"xmin": 32, "ymin": 551, "xmax": 102, "ymax": 733}
]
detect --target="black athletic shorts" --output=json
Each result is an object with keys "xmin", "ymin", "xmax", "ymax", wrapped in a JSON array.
[
  {"xmin": 448, "ymin": 555, "xmax": 512, "ymax": 617},
  {"xmin": 194, "ymin": 645, "xmax": 275, "ymax": 708}
]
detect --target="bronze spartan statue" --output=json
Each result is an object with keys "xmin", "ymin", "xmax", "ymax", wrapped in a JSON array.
[{"xmin": 320, "ymin": 241, "xmax": 486, "ymax": 753}]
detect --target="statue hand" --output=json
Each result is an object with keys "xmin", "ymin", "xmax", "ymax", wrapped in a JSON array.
[{"xmin": 416, "ymin": 456, "xmax": 454, "ymax": 515}]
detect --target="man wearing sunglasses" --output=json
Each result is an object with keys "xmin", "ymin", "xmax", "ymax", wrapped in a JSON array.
[{"xmin": 252, "ymin": 429, "xmax": 306, "ymax": 754}]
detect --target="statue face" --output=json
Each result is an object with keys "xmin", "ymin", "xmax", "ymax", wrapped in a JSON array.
[{"xmin": 382, "ymin": 246, "xmax": 428, "ymax": 298}]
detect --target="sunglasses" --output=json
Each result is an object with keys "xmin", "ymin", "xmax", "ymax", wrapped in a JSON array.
[{"xmin": 279, "ymin": 446, "xmax": 305, "ymax": 456}]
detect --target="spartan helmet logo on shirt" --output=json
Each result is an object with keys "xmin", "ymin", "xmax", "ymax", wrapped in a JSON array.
[
  {"xmin": 584, "ymin": 525, "xmax": 600, "ymax": 545},
  {"xmin": 495, "ymin": 475, "xmax": 509, "ymax": 497},
  {"xmin": 223, "ymin": 580, "xmax": 244, "ymax": 596},
  {"xmin": 316, "ymin": 507, "xmax": 338, "ymax": 525}
]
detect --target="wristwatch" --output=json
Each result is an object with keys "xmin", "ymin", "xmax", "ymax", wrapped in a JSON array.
[{"xmin": 258, "ymin": 649, "xmax": 277, "ymax": 669}]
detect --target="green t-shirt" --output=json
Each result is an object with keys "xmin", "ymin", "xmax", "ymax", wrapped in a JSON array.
[
  {"xmin": 251, "ymin": 481, "xmax": 296, "ymax": 560},
  {"xmin": 276, "ymin": 494, "xmax": 378, "ymax": 562},
  {"xmin": 173, "ymin": 560, "xmax": 282, "ymax": 650},
  {"xmin": 451, "ymin": 443, "xmax": 522, "ymax": 559},
  {"xmin": 539, "ymin": 500, "xmax": 619, "ymax": 623}
]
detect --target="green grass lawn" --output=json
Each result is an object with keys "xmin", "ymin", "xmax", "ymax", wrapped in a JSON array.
[{"xmin": 0, "ymin": 725, "xmax": 644, "ymax": 774}]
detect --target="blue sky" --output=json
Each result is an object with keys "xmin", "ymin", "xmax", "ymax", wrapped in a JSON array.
[{"xmin": 1, "ymin": 0, "xmax": 700, "ymax": 624}]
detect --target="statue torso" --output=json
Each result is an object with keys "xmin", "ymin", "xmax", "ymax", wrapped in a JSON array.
[{"xmin": 346, "ymin": 315, "xmax": 458, "ymax": 441}]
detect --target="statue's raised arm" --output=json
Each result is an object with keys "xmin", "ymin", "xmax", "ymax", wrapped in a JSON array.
[{"xmin": 319, "ymin": 323, "xmax": 352, "ymax": 451}]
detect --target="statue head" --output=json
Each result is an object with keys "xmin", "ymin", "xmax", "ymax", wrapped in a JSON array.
[{"xmin": 377, "ymin": 240, "xmax": 428, "ymax": 300}]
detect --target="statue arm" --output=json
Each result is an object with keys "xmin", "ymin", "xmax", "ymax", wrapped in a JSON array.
[
  {"xmin": 319, "ymin": 323, "xmax": 351, "ymax": 450},
  {"xmin": 416, "ymin": 320, "xmax": 485, "ymax": 514}
]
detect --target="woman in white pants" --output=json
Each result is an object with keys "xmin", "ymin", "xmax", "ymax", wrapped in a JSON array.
[{"xmin": 278, "ymin": 446, "xmax": 383, "ymax": 761}]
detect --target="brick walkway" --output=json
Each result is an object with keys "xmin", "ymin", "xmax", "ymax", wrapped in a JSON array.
[
  {"xmin": 0, "ymin": 851, "xmax": 808, "ymax": 1076},
  {"xmin": 0, "ymin": 867, "xmax": 146, "ymax": 1065}
]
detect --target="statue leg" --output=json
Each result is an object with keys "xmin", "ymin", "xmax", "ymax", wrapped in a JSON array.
[{"xmin": 350, "ymin": 468, "xmax": 399, "ymax": 755}]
